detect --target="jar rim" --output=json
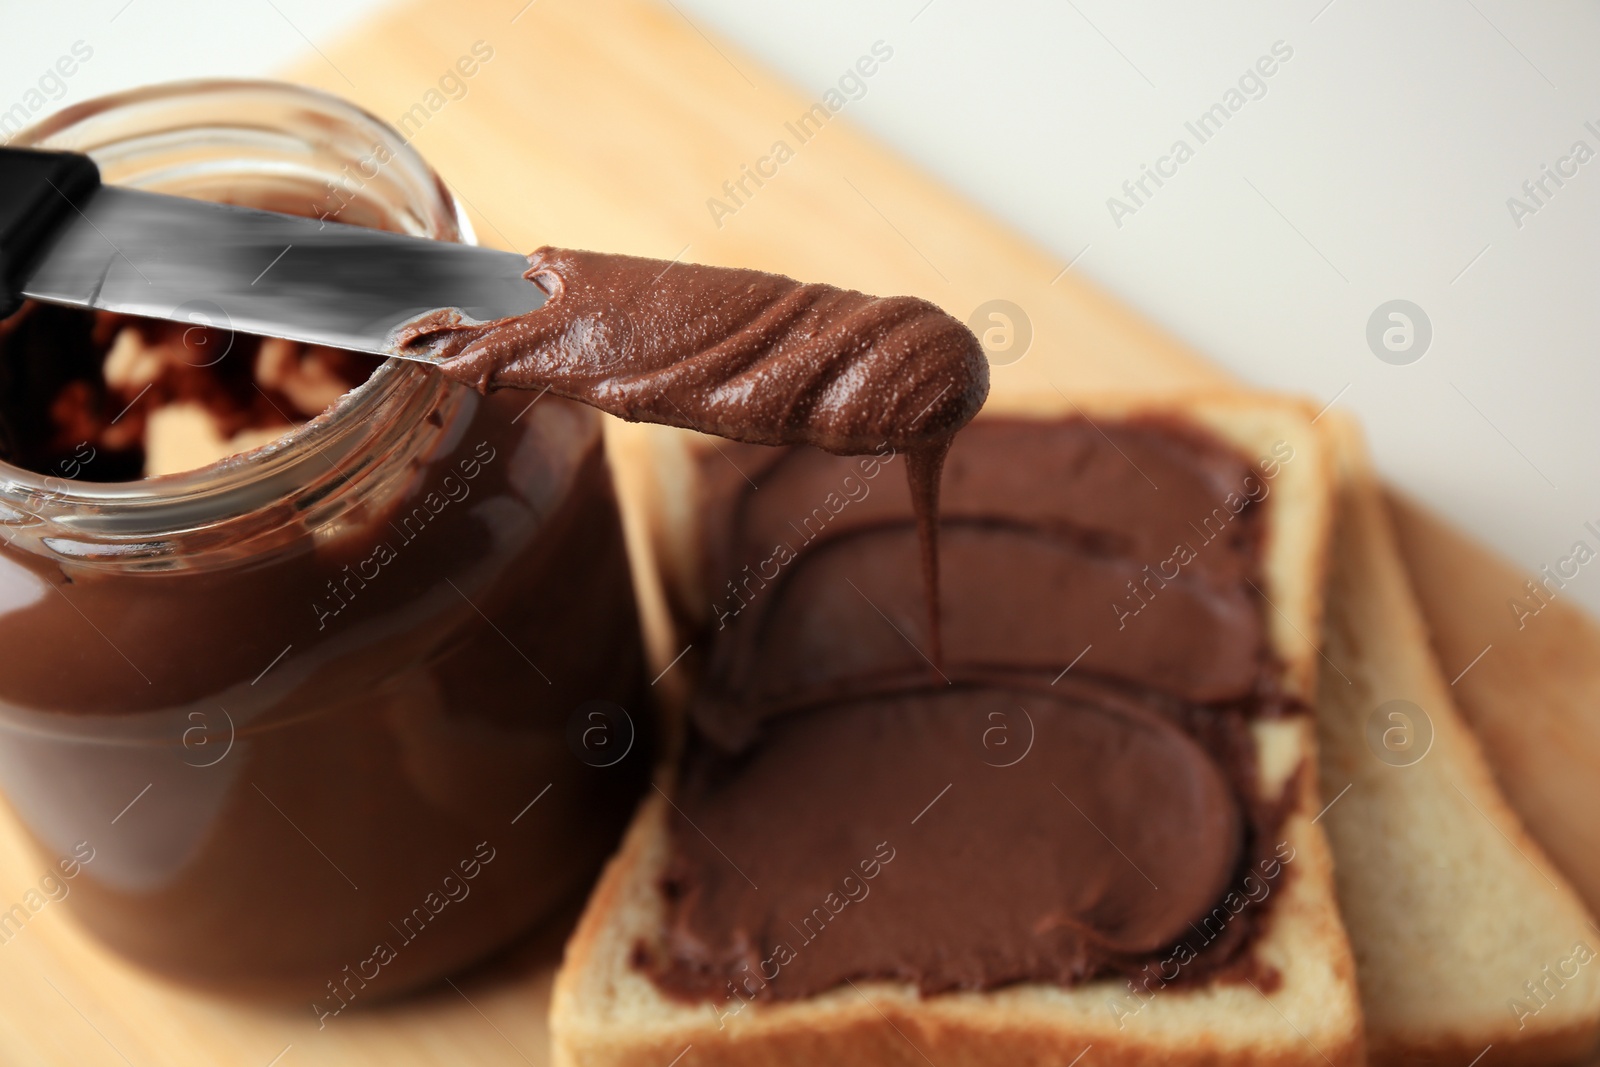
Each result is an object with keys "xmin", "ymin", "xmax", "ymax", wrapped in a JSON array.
[{"xmin": 0, "ymin": 79, "xmax": 471, "ymax": 539}]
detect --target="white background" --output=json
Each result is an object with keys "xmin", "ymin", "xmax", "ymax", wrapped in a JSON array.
[{"xmin": 6, "ymin": 0, "xmax": 1600, "ymax": 615}]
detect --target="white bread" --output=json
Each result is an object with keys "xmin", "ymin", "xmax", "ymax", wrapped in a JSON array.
[
  {"xmin": 1315, "ymin": 414, "xmax": 1600, "ymax": 1065},
  {"xmin": 1387, "ymin": 490, "xmax": 1600, "ymax": 925},
  {"xmin": 560, "ymin": 390, "xmax": 1363, "ymax": 1067}
]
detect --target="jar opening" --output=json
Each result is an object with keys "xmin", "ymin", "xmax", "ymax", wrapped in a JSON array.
[
  {"xmin": 0, "ymin": 80, "xmax": 473, "ymax": 551},
  {"xmin": 0, "ymin": 301, "xmax": 388, "ymax": 484}
]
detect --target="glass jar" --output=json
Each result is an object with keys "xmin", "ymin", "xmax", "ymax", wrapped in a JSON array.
[{"xmin": 0, "ymin": 81, "xmax": 651, "ymax": 1006}]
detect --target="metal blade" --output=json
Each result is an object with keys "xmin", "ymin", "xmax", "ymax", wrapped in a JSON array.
[{"xmin": 17, "ymin": 186, "xmax": 544, "ymax": 359}]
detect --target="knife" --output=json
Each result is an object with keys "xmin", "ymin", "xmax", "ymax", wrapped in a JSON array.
[{"xmin": 0, "ymin": 146, "xmax": 545, "ymax": 358}]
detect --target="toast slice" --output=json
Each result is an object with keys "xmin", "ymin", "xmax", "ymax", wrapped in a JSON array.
[
  {"xmin": 557, "ymin": 390, "xmax": 1363, "ymax": 1067},
  {"xmin": 1315, "ymin": 414, "xmax": 1600, "ymax": 1066},
  {"xmin": 1387, "ymin": 489, "xmax": 1600, "ymax": 923}
]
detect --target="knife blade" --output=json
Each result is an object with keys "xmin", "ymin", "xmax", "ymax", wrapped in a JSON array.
[{"xmin": 2, "ymin": 148, "xmax": 544, "ymax": 360}]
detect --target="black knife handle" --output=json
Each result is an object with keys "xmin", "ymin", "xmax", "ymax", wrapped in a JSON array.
[{"xmin": 0, "ymin": 147, "xmax": 101, "ymax": 319}]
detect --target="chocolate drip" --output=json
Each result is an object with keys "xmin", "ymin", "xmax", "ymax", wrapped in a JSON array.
[{"xmin": 906, "ymin": 441, "xmax": 949, "ymax": 669}]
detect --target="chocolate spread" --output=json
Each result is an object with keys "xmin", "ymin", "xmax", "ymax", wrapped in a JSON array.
[
  {"xmin": 646, "ymin": 417, "xmax": 1302, "ymax": 1002},
  {"xmin": 393, "ymin": 247, "xmax": 986, "ymax": 458},
  {"xmin": 393, "ymin": 246, "xmax": 990, "ymax": 657}
]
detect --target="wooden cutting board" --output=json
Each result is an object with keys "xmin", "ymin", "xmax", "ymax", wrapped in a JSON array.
[{"xmin": 2, "ymin": 0, "xmax": 1593, "ymax": 1062}]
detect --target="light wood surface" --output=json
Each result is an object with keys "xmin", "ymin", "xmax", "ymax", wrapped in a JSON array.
[{"xmin": 0, "ymin": 0, "xmax": 1592, "ymax": 1062}]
